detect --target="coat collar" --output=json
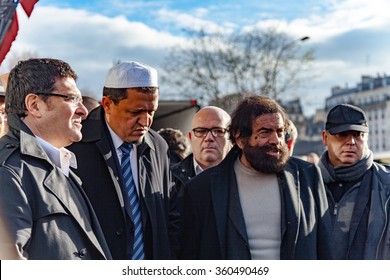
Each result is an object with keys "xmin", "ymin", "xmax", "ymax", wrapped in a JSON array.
[{"xmin": 6, "ymin": 113, "xmax": 50, "ymax": 163}]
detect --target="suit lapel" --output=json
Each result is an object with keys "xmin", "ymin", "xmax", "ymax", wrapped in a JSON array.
[
  {"xmin": 82, "ymin": 106, "xmax": 126, "ymax": 216},
  {"xmin": 210, "ymin": 160, "xmax": 249, "ymax": 258},
  {"xmin": 279, "ymin": 162, "xmax": 300, "ymax": 257},
  {"xmin": 227, "ymin": 174, "xmax": 248, "ymax": 244},
  {"xmin": 348, "ymin": 169, "xmax": 372, "ymax": 249},
  {"xmin": 135, "ymin": 137, "xmax": 153, "ymax": 229},
  {"xmin": 69, "ymin": 171, "xmax": 111, "ymax": 258},
  {"xmin": 44, "ymin": 168, "xmax": 108, "ymax": 257},
  {"xmin": 95, "ymin": 134, "xmax": 127, "ymax": 217},
  {"xmin": 210, "ymin": 169, "xmax": 229, "ymax": 257}
]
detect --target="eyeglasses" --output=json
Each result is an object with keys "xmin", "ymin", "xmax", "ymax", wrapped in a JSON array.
[
  {"xmin": 192, "ymin": 127, "xmax": 227, "ymax": 138},
  {"xmin": 329, "ymin": 131, "xmax": 365, "ymax": 140},
  {"xmin": 37, "ymin": 92, "xmax": 83, "ymax": 106}
]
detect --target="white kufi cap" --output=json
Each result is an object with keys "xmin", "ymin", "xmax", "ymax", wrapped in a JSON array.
[{"xmin": 104, "ymin": 61, "xmax": 158, "ymax": 88}]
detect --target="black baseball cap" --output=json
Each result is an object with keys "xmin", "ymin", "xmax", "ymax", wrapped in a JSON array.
[{"xmin": 325, "ymin": 104, "xmax": 369, "ymax": 134}]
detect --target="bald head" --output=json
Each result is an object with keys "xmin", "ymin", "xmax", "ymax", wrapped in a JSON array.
[
  {"xmin": 189, "ymin": 106, "xmax": 232, "ymax": 170},
  {"xmin": 191, "ymin": 106, "xmax": 231, "ymax": 129}
]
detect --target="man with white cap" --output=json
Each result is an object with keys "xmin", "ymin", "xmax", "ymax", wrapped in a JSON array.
[
  {"xmin": 69, "ymin": 61, "xmax": 179, "ymax": 260},
  {"xmin": 319, "ymin": 103, "xmax": 390, "ymax": 259}
]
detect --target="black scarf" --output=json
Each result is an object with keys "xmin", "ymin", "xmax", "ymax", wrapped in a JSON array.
[{"xmin": 318, "ymin": 150, "xmax": 373, "ymax": 184}]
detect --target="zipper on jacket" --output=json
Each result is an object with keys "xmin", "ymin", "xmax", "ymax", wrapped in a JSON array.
[{"xmin": 333, "ymin": 203, "xmax": 338, "ymax": 216}]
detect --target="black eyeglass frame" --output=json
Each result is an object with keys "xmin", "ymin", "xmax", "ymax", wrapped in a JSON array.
[
  {"xmin": 192, "ymin": 127, "xmax": 227, "ymax": 138},
  {"xmin": 36, "ymin": 92, "xmax": 82, "ymax": 105}
]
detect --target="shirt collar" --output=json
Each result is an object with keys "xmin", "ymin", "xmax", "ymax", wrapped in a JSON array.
[
  {"xmin": 105, "ymin": 117, "xmax": 136, "ymax": 155},
  {"xmin": 105, "ymin": 118, "xmax": 123, "ymax": 151},
  {"xmin": 36, "ymin": 136, "xmax": 77, "ymax": 177},
  {"xmin": 193, "ymin": 157, "xmax": 204, "ymax": 175}
]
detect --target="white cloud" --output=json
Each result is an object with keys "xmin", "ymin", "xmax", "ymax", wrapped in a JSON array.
[
  {"xmin": 155, "ymin": 8, "xmax": 235, "ymax": 35},
  {"xmin": 193, "ymin": 8, "xmax": 209, "ymax": 18},
  {"xmin": 246, "ymin": 0, "xmax": 390, "ymax": 42},
  {"xmin": 0, "ymin": 6, "xmax": 185, "ymax": 99}
]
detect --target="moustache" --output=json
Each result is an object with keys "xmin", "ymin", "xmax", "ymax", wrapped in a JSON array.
[{"xmin": 263, "ymin": 144, "xmax": 283, "ymax": 153}]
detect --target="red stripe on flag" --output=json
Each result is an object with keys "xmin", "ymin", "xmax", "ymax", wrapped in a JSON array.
[{"xmin": 0, "ymin": 13, "xmax": 19, "ymax": 66}]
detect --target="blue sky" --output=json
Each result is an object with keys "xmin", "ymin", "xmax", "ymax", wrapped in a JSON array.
[
  {"xmin": 38, "ymin": 0, "xmax": 325, "ymax": 24},
  {"xmin": 1, "ymin": 0, "xmax": 390, "ymax": 116}
]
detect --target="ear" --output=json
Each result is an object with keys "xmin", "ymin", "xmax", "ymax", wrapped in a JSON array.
[
  {"xmin": 287, "ymin": 139, "xmax": 293, "ymax": 150},
  {"xmin": 322, "ymin": 130, "xmax": 328, "ymax": 146},
  {"xmin": 236, "ymin": 136, "xmax": 245, "ymax": 150},
  {"xmin": 188, "ymin": 131, "xmax": 192, "ymax": 141},
  {"xmin": 101, "ymin": 96, "xmax": 113, "ymax": 113},
  {"xmin": 25, "ymin": 93, "xmax": 44, "ymax": 118}
]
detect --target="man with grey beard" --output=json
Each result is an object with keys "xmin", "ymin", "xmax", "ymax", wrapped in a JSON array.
[{"xmin": 179, "ymin": 96, "xmax": 333, "ymax": 260}]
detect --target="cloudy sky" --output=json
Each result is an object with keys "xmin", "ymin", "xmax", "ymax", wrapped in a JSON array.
[{"xmin": 1, "ymin": 0, "xmax": 390, "ymax": 116}]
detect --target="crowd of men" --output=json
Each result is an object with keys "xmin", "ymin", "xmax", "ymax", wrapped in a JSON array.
[{"xmin": 0, "ymin": 58, "xmax": 389, "ymax": 260}]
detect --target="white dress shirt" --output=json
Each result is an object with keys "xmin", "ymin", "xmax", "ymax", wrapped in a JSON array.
[{"xmin": 36, "ymin": 136, "xmax": 77, "ymax": 177}]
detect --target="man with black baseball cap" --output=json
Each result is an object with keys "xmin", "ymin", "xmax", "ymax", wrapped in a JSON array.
[{"xmin": 318, "ymin": 103, "xmax": 390, "ymax": 259}]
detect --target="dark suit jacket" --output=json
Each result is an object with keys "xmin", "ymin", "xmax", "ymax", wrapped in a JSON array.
[
  {"xmin": 0, "ymin": 114, "xmax": 111, "ymax": 260},
  {"xmin": 180, "ymin": 145, "xmax": 333, "ymax": 260},
  {"xmin": 171, "ymin": 153, "xmax": 196, "ymax": 207},
  {"xmin": 68, "ymin": 107, "xmax": 179, "ymax": 259},
  {"xmin": 171, "ymin": 153, "xmax": 196, "ymax": 186}
]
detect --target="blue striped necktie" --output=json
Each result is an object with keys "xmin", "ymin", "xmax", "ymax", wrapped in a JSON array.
[{"xmin": 120, "ymin": 143, "xmax": 145, "ymax": 260}]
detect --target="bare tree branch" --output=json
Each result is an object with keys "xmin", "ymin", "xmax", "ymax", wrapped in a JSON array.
[{"xmin": 161, "ymin": 27, "xmax": 315, "ymax": 109}]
